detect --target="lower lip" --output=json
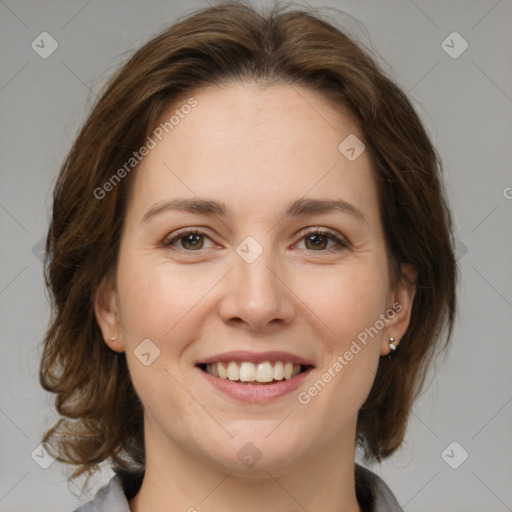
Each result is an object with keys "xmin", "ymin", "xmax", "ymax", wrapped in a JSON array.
[{"xmin": 197, "ymin": 366, "xmax": 313, "ymax": 403}]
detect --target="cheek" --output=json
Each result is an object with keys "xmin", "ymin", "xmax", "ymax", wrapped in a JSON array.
[
  {"xmin": 116, "ymin": 255, "xmax": 216, "ymax": 341},
  {"xmin": 115, "ymin": 256, "xmax": 205, "ymax": 422},
  {"xmin": 295, "ymin": 261, "xmax": 389, "ymax": 344},
  {"xmin": 293, "ymin": 261, "xmax": 387, "ymax": 408},
  {"xmin": 296, "ymin": 270, "xmax": 386, "ymax": 434}
]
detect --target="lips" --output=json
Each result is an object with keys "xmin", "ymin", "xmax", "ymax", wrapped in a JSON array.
[{"xmin": 195, "ymin": 350, "xmax": 314, "ymax": 402}]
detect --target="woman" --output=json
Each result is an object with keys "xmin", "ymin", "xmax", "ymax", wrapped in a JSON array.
[{"xmin": 39, "ymin": 2, "xmax": 458, "ymax": 511}]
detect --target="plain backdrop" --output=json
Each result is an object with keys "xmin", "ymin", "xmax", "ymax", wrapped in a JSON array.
[{"xmin": 0, "ymin": 1, "xmax": 511, "ymax": 511}]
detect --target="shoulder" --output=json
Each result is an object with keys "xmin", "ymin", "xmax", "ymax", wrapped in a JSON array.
[
  {"xmin": 355, "ymin": 463, "xmax": 404, "ymax": 512},
  {"xmin": 72, "ymin": 470, "xmax": 144, "ymax": 512}
]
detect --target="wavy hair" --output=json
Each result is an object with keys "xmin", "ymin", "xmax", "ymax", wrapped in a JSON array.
[{"xmin": 40, "ymin": 0, "xmax": 458, "ymax": 486}]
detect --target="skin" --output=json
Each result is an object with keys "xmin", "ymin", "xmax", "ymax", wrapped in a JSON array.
[{"xmin": 95, "ymin": 82, "xmax": 417, "ymax": 512}]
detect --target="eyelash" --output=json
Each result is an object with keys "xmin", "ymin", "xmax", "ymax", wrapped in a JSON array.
[{"xmin": 162, "ymin": 227, "xmax": 349, "ymax": 254}]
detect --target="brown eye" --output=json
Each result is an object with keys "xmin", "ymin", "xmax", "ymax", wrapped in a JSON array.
[
  {"xmin": 163, "ymin": 227, "xmax": 348, "ymax": 254},
  {"xmin": 179, "ymin": 233, "xmax": 205, "ymax": 250},
  {"xmin": 164, "ymin": 229, "xmax": 211, "ymax": 251},
  {"xmin": 297, "ymin": 228, "xmax": 348, "ymax": 253},
  {"xmin": 304, "ymin": 233, "xmax": 329, "ymax": 250}
]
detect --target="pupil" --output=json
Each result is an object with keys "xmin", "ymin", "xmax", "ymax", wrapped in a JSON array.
[
  {"xmin": 185, "ymin": 234, "xmax": 202, "ymax": 249},
  {"xmin": 308, "ymin": 234, "xmax": 326, "ymax": 249}
]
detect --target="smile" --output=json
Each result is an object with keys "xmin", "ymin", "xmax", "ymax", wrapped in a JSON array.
[
  {"xmin": 201, "ymin": 360, "xmax": 307, "ymax": 384},
  {"xmin": 195, "ymin": 351, "xmax": 315, "ymax": 403}
]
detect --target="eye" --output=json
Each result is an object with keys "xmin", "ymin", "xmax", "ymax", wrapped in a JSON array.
[
  {"xmin": 163, "ymin": 227, "xmax": 348, "ymax": 253},
  {"xmin": 295, "ymin": 228, "xmax": 349, "ymax": 253},
  {"xmin": 163, "ymin": 228, "xmax": 215, "ymax": 251}
]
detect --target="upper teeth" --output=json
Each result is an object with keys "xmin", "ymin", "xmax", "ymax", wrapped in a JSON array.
[{"xmin": 205, "ymin": 361, "xmax": 301, "ymax": 382}]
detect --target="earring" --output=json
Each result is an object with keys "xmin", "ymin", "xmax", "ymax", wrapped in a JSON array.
[
  {"xmin": 110, "ymin": 336, "xmax": 117, "ymax": 341},
  {"xmin": 388, "ymin": 336, "xmax": 397, "ymax": 352}
]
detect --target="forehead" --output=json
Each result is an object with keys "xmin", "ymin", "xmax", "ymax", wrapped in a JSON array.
[{"xmin": 127, "ymin": 83, "xmax": 378, "ymax": 225}]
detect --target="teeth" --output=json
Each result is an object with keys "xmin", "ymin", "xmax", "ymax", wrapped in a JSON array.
[
  {"xmin": 217, "ymin": 362, "xmax": 227, "ymax": 379},
  {"xmin": 227, "ymin": 361, "xmax": 239, "ymax": 381},
  {"xmin": 239, "ymin": 362, "xmax": 255, "ymax": 381},
  {"xmin": 204, "ymin": 361, "xmax": 303, "ymax": 383},
  {"xmin": 274, "ymin": 361, "xmax": 284, "ymax": 380},
  {"xmin": 256, "ymin": 361, "xmax": 274, "ymax": 382}
]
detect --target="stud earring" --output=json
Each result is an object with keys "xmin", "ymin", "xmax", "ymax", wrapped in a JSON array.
[
  {"xmin": 388, "ymin": 336, "xmax": 397, "ymax": 351},
  {"xmin": 110, "ymin": 336, "xmax": 117, "ymax": 341}
]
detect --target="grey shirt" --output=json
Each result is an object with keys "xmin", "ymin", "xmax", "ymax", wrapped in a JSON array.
[{"xmin": 73, "ymin": 463, "xmax": 404, "ymax": 512}]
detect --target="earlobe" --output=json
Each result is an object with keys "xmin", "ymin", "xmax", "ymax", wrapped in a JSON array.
[
  {"xmin": 380, "ymin": 263, "xmax": 418, "ymax": 356},
  {"xmin": 93, "ymin": 275, "xmax": 126, "ymax": 353}
]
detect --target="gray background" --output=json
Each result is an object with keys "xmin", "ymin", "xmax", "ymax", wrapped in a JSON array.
[{"xmin": 1, "ymin": 0, "xmax": 511, "ymax": 510}]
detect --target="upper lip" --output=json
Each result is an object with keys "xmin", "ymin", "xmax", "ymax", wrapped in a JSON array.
[{"xmin": 197, "ymin": 350, "xmax": 315, "ymax": 367}]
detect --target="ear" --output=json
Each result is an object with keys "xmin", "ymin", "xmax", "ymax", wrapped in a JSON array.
[
  {"xmin": 380, "ymin": 263, "xmax": 418, "ymax": 356},
  {"xmin": 93, "ymin": 273, "xmax": 125, "ymax": 353}
]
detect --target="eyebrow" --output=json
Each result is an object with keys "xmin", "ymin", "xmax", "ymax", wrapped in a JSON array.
[{"xmin": 141, "ymin": 197, "xmax": 368, "ymax": 225}]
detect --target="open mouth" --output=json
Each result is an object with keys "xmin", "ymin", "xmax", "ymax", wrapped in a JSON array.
[{"xmin": 196, "ymin": 361, "xmax": 314, "ymax": 385}]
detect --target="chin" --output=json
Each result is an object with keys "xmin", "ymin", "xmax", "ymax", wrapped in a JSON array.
[{"xmin": 196, "ymin": 429, "xmax": 306, "ymax": 476}]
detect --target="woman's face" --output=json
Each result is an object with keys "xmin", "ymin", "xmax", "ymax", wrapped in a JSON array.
[{"xmin": 95, "ymin": 83, "xmax": 416, "ymax": 474}]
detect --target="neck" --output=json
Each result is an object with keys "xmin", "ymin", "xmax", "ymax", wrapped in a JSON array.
[{"xmin": 129, "ymin": 420, "xmax": 362, "ymax": 512}]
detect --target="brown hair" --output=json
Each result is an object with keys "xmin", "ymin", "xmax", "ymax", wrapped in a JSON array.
[{"xmin": 40, "ymin": 0, "xmax": 458, "ymax": 485}]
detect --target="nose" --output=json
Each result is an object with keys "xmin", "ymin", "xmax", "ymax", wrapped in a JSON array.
[{"xmin": 218, "ymin": 245, "xmax": 296, "ymax": 333}]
